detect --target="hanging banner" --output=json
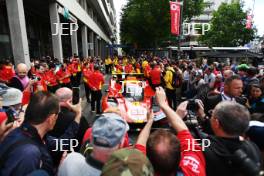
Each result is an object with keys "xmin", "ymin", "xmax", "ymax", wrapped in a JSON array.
[
  {"xmin": 246, "ymin": 14, "xmax": 253, "ymax": 29},
  {"xmin": 170, "ymin": 1, "xmax": 181, "ymax": 36}
]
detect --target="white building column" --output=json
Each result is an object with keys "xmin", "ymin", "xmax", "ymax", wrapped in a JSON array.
[
  {"xmin": 49, "ymin": 2, "xmax": 63, "ymax": 61},
  {"xmin": 6, "ymin": 0, "xmax": 30, "ymax": 66},
  {"xmin": 71, "ymin": 23, "xmax": 78, "ymax": 56},
  {"xmin": 82, "ymin": 26, "xmax": 88, "ymax": 58},
  {"xmin": 94, "ymin": 35, "xmax": 98, "ymax": 57},
  {"xmin": 81, "ymin": 0, "xmax": 88, "ymax": 58},
  {"xmin": 89, "ymin": 31, "xmax": 94, "ymax": 57}
]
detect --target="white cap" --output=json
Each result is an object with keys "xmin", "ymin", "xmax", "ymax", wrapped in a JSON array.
[{"xmin": 2, "ymin": 88, "xmax": 23, "ymax": 106}]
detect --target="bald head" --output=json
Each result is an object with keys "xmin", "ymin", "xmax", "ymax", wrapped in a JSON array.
[
  {"xmin": 17, "ymin": 63, "xmax": 28, "ymax": 78},
  {"xmin": 55, "ymin": 87, "xmax": 72, "ymax": 102},
  {"xmin": 223, "ymin": 70, "xmax": 234, "ymax": 80}
]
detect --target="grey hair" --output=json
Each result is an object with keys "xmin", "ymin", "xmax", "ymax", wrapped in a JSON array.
[
  {"xmin": 55, "ymin": 87, "xmax": 72, "ymax": 102},
  {"xmin": 213, "ymin": 101, "xmax": 250, "ymax": 136}
]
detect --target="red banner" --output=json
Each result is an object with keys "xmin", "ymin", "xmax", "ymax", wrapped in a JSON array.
[
  {"xmin": 170, "ymin": 1, "xmax": 181, "ymax": 35},
  {"xmin": 246, "ymin": 14, "xmax": 252, "ymax": 29}
]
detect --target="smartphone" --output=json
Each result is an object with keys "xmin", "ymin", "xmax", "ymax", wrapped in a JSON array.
[
  {"xmin": 5, "ymin": 109, "xmax": 15, "ymax": 123},
  {"xmin": 72, "ymin": 87, "xmax": 80, "ymax": 105}
]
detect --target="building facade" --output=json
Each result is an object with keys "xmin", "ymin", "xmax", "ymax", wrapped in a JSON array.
[{"xmin": 0, "ymin": 0, "xmax": 117, "ymax": 65}]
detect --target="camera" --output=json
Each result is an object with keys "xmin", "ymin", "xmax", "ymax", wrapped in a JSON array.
[
  {"xmin": 32, "ymin": 75, "xmax": 41, "ymax": 81},
  {"xmin": 187, "ymin": 99, "xmax": 199, "ymax": 112}
]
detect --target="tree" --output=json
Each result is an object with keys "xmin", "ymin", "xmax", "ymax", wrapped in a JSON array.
[
  {"xmin": 120, "ymin": 0, "xmax": 204, "ymax": 49},
  {"xmin": 199, "ymin": 2, "xmax": 256, "ymax": 47}
]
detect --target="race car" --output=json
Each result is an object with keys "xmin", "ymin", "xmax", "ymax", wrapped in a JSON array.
[{"xmin": 102, "ymin": 73, "xmax": 167, "ymax": 125}]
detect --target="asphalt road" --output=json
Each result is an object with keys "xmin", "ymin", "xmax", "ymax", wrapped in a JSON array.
[
  {"xmin": 79, "ymin": 74, "xmax": 139, "ymax": 143},
  {"xmin": 80, "ymin": 74, "xmax": 111, "ymax": 126}
]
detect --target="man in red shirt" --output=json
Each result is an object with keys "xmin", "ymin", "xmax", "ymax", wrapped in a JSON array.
[
  {"xmin": 124, "ymin": 62, "xmax": 133, "ymax": 73},
  {"xmin": 82, "ymin": 63, "xmax": 92, "ymax": 103},
  {"xmin": 56, "ymin": 63, "xmax": 72, "ymax": 89},
  {"xmin": 34, "ymin": 64, "xmax": 48, "ymax": 92},
  {"xmin": 46, "ymin": 63, "xmax": 59, "ymax": 93},
  {"xmin": 0, "ymin": 60, "xmax": 15, "ymax": 84},
  {"xmin": 69, "ymin": 58, "xmax": 79, "ymax": 87},
  {"xmin": 149, "ymin": 63, "xmax": 161, "ymax": 90},
  {"xmin": 88, "ymin": 65, "xmax": 104, "ymax": 114}
]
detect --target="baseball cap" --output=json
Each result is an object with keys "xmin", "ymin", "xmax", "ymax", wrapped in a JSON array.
[
  {"xmin": 247, "ymin": 121, "xmax": 264, "ymax": 150},
  {"xmin": 0, "ymin": 83, "xmax": 8, "ymax": 96},
  {"xmin": 92, "ymin": 113, "xmax": 129, "ymax": 148},
  {"xmin": 2, "ymin": 88, "xmax": 23, "ymax": 106},
  {"xmin": 237, "ymin": 64, "xmax": 249, "ymax": 71},
  {"xmin": 101, "ymin": 148, "xmax": 154, "ymax": 176}
]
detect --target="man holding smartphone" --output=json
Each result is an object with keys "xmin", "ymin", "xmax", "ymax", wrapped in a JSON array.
[{"xmin": 88, "ymin": 65, "xmax": 104, "ymax": 114}]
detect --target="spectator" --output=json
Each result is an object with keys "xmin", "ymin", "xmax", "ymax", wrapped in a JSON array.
[
  {"xmin": 0, "ymin": 85, "xmax": 14, "ymax": 142},
  {"xmin": 149, "ymin": 62, "xmax": 161, "ymax": 90},
  {"xmin": 205, "ymin": 75, "xmax": 245, "ymax": 113},
  {"xmin": 146, "ymin": 87, "xmax": 206, "ymax": 176},
  {"xmin": 8, "ymin": 63, "xmax": 30, "ymax": 91},
  {"xmin": 194, "ymin": 71, "xmax": 206, "ymax": 92},
  {"xmin": 197, "ymin": 101, "xmax": 262, "ymax": 176},
  {"xmin": 244, "ymin": 66, "xmax": 259, "ymax": 95},
  {"xmin": 163, "ymin": 64, "xmax": 177, "ymax": 110},
  {"xmin": 248, "ymin": 84, "xmax": 264, "ymax": 114},
  {"xmin": 101, "ymin": 148, "xmax": 154, "ymax": 176},
  {"xmin": 48, "ymin": 87, "xmax": 88, "ymax": 166},
  {"xmin": 1, "ymin": 87, "xmax": 25, "ymax": 127},
  {"xmin": 204, "ymin": 66, "xmax": 216, "ymax": 88},
  {"xmin": 0, "ymin": 91, "xmax": 82, "ymax": 176},
  {"xmin": 58, "ymin": 112, "xmax": 128, "ymax": 176},
  {"xmin": 223, "ymin": 69, "xmax": 234, "ymax": 80},
  {"xmin": 247, "ymin": 120, "xmax": 264, "ymax": 152},
  {"xmin": 220, "ymin": 70, "xmax": 234, "ymax": 92}
]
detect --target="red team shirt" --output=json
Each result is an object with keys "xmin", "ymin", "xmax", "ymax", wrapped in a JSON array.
[
  {"xmin": 135, "ymin": 130, "xmax": 206, "ymax": 176},
  {"xmin": 88, "ymin": 71, "xmax": 104, "ymax": 90},
  {"xmin": 150, "ymin": 66, "xmax": 161, "ymax": 85}
]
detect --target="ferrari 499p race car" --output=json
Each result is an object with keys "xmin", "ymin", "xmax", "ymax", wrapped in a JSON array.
[{"xmin": 102, "ymin": 73, "xmax": 167, "ymax": 126}]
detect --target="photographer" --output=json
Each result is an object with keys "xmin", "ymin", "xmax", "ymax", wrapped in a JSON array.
[
  {"xmin": 194, "ymin": 100, "xmax": 263, "ymax": 176},
  {"xmin": 149, "ymin": 87, "xmax": 206, "ymax": 176}
]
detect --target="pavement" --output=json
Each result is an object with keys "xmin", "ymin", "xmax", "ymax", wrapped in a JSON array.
[{"xmin": 80, "ymin": 74, "xmax": 111, "ymax": 126}]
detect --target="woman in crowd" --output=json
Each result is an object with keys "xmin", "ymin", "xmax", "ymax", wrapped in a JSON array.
[{"xmin": 248, "ymin": 84, "xmax": 264, "ymax": 114}]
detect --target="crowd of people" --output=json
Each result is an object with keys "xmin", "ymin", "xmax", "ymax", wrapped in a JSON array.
[{"xmin": 0, "ymin": 54, "xmax": 264, "ymax": 176}]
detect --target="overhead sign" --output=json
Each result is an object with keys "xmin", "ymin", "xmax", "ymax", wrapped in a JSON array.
[{"xmin": 170, "ymin": 1, "xmax": 181, "ymax": 36}]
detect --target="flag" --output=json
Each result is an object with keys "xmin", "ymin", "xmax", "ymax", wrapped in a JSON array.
[
  {"xmin": 246, "ymin": 14, "xmax": 253, "ymax": 29},
  {"xmin": 170, "ymin": 1, "xmax": 181, "ymax": 35}
]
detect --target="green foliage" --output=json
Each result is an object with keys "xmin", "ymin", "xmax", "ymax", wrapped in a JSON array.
[
  {"xmin": 199, "ymin": 2, "xmax": 256, "ymax": 47},
  {"xmin": 120, "ymin": 0, "xmax": 204, "ymax": 48}
]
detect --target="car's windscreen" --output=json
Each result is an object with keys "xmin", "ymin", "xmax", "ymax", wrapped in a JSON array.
[{"xmin": 122, "ymin": 82, "xmax": 144, "ymax": 101}]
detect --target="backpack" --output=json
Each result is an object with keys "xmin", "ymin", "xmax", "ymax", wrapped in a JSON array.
[{"xmin": 169, "ymin": 70, "xmax": 181, "ymax": 88}]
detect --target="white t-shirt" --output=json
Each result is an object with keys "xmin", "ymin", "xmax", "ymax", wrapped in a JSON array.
[{"xmin": 58, "ymin": 152, "xmax": 102, "ymax": 176}]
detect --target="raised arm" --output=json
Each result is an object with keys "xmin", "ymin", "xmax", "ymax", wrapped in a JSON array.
[{"xmin": 155, "ymin": 87, "xmax": 188, "ymax": 132}]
